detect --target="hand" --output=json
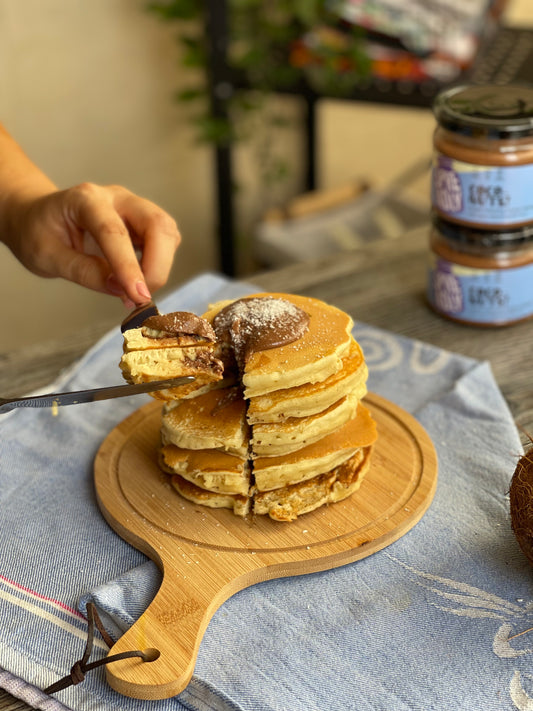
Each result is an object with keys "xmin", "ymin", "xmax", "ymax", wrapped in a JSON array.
[{"xmin": 4, "ymin": 182, "xmax": 181, "ymax": 307}]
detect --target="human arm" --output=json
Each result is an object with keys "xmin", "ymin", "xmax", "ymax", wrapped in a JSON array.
[{"xmin": 0, "ymin": 123, "xmax": 181, "ymax": 307}]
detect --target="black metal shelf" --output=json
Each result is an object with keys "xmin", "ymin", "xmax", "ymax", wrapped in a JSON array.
[{"xmin": 204, "ymin": 3, "xmax": 533, "ymax": 276}]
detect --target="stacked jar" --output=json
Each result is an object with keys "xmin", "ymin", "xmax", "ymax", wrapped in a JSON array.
[{"xmin": 428, "ymin": 84, "xmax": 533, "ymax": 326}]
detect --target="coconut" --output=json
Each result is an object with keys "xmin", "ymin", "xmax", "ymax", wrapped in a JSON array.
[{"xmin": 510, "ymin": 449, "xmax": 533, "ymax": 565}]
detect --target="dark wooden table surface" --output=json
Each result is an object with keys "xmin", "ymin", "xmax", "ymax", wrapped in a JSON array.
[{"xmin": 2, "ymin": 225, "xmax": 532, "ymax": 709}]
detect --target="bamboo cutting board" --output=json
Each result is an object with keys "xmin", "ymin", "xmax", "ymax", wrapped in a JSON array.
[{"xmin": 94, "ymin": 392, "xmax": 437, "ymax": 700}]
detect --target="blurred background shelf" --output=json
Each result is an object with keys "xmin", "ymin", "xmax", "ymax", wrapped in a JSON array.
[{"xmin": 205, "ymin": 0, "xmax": 533, "ymax": 275}]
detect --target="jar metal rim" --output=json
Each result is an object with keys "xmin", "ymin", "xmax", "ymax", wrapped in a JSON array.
[
  {"xmin": 434, "ymin": 84, "xmax": 533, "ymax": 139},
  {"xmin": 432, "ymin": 214, "xmax": 533, "ymax": 247}
]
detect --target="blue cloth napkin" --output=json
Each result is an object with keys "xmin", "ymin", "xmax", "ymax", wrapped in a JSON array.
[{"xmin": 1, "ymin": 273, "xmax": 531, "ymax": 711}]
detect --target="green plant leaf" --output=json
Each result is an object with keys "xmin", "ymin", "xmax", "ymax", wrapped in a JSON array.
[
  {"xmin": 176, "ymin": 86, "xmax": 206, "ymax": 102},
  {"xmin": 290, "ymin": 0, "xmax": 322, "ymax": 26},
  {"xmin": 193, "ymin": 115, "xmax": 235, "ymax": 146},
  {"xmin": 146, "ymin": 0, "xmax": 202, "ymax": 20},
  {"xmin": 149, "ymin": 0, "xmax": 370, "ymax": 187}
]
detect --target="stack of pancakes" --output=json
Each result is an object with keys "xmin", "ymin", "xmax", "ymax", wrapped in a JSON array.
[{"xmin": 120, "ymin": 293, "xmax": 377, "ymax": 522}]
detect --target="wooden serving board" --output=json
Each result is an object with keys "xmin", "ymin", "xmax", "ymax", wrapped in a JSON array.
[{"xmin": 94, "ymin": 392, "xmax": 437, "ymax": 700}]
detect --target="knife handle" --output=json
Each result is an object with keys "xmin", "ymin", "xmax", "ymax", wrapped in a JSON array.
[
  {"xmin": 0, "ymin": 398, "xmax": 17, "ymax": 414},
  {"xmin": 0, "ymin": 397, "xmax": 53, "ymax": 414}
]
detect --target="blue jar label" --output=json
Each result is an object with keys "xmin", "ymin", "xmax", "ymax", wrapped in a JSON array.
[
  {"xmin": 428, "ymin": 254, "xmax": 533, "ymax": 324},
  {"xmin": 431, "ymin": 152, "xmax": 533, "ymax": 226}
]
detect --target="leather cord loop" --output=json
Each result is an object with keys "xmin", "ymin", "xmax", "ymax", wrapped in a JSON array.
[{"xmin": 44, "ymin": 602, "xmax": 149, "ymax": 695}]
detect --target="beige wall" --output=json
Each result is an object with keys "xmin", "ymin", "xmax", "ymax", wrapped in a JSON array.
[
  {"xmin": 1, "ymin": 0, "xmax": 531, "ymax": 354},
  {"xmin": 0, "ymin": 0, "xmax": 217, "ymax": 351}
]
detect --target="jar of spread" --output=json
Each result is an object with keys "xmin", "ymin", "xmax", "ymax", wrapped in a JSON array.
[
  {"xmin": 432, "ymin": 84, "xmax": 533, "ymax": 229},
  {"xmin": 427, "ymin": 215, "xmax": 533, "ymax": 326}
]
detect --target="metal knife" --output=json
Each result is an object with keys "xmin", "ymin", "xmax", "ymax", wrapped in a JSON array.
[
  {"xmin": 0, "ymin": 376, "xmax": 194, "ymax": 415},
  {"xmin": 120, "ymin": 300, "xmax": 160, "ymax": 332}
]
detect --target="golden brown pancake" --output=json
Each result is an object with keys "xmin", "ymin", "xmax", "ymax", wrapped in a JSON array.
[
  {"xmin": 253, "ymin": 447, "xmax": 373, "ymax": 521},
  {"xmin": 122, "ymin": 329, "xmax": 211, "ymax": 352},
  {"xmin": 167, "ymin": 446, "xmax": 373, "ymax": 521},
  {"xmin": 246, "ymin": 338, "xmax": 367, "ymax": 423},
  {"xmin": 252, "ymin": 403, "xmax": 377, "ymax": 491},
  {"xmin": 120, "ymin": 345, "xmax": 224, "ymax": 400},
  {"xmin": 250, "ymin": 391, "xmax": 361, "ymax": 458},
  {"xmin": 170, "ymin": 475, "xmax": 251, "ymax": 517},
  {"xmin": 161, "ymin": 387, "xmax": 249, "ymax": 457},
  {"xmin": 160, "ymin": 445, "xmax": 250, "ymax": 496}
]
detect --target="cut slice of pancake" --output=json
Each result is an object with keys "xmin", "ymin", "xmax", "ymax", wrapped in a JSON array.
[
  {"xmin": 161, "ymin": 445, "xmax": 250, "ymax": 496},
  {"xmin": 120, "ymin": 311, "xmax": 225, "ymax": 400},
  {"xmin": 120, "ymin": 345, "xmax": 224, "ymax": 400},
  {"xmin": 253, "ymin": 403, "xmax": 377, "ymax": 491},
  {"xmin": 250, "ymin": 390, "xmax": 361, "ymax": 458},
  {"xmin": 203, "ymin": 293, "xmax": 354, "ymax": 398},
  {"xmin": 170, "ymin": 474, "xmax": 251, "ymax": 517},
  {"xmin": 161, "ymin": 387, "xmax": 249, "ymax": 457},
  {"xmin": 253, "ymin": 446, "xmax": 373, "ymax": 521},
  {"xmin": 247, "ymin": 338, "xmax": 368, "ymax": 423}
]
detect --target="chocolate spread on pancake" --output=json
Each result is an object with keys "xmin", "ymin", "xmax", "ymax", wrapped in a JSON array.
[
  {"xmin": 212, "ymin": 296, "xmax": 310, "ymax": 362},
  {"xmin": 142, "ymin": 312, "xmax": 216, "ymax": 341}
]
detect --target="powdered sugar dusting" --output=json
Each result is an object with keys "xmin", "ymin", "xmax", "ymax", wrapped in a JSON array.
[{"xmin": 213, "ymin": 297, "xmax": 310, "ymax": 361}]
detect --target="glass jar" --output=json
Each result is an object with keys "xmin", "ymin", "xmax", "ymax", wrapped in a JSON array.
[
  {"xmin": 427, "ymin": 215, "xmax": 533, "ymax": 326},
  {"xmin": 432, "ymin": 84, "xmax": 533, "ymax": 229}
]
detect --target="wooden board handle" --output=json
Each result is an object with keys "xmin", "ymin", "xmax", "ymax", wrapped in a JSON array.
[{"xmin": 105, "ymin": 558, "xmax": 228, "ymax": 700}]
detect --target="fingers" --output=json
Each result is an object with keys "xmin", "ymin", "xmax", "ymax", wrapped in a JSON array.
[
  {"xmin": 65, "ymin": 183, "xmax": 181, "ymax": 305},
  {"xmin": 67, "ymin": 183, "xmax": 148, "ymax": 304},
  {"xmin": 117, "ymin": 194, "xmax": 181, "ymax": 292}
]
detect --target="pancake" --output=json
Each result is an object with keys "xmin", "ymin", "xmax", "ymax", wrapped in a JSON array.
[
  {"xmin": 250, "ymin": 390, "xmax": 361, "ymax": 458},
  {"xmin": 161, "ymin": 445, "xmax": 250, "ymax": 496},
  {"xmin": 203, "ymin": 293, "xmax": 354, "ymax": 398},
  {"xmin": 161, "ymin": 387, "xmax": 249, "ymax": 457},
  {"xmin": 253, "ymin": 447, "xmax": 373, "ymax": 521},
  {"xmin": 253, "ymin": 403, "xmax": 377, "ymax": 491},
  {"xmin": 247, "ymin": 338, "xmax": 368, "ymax": 423},
  {"xmin": 170, "ymin": 475, "xmax": 251, "ymax": 517},
  {"xmin": 246, "ymin": 338, "xmax": 368, "ymax": 425}
]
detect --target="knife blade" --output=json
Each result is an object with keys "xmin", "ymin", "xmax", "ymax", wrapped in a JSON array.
[
  {"xmin": 0, "ymin": 376, "xmax": 195, "ymax": 415},
  {"xmin": 121, "ymin": 300, "xmax": 160, "ymax": 332}
]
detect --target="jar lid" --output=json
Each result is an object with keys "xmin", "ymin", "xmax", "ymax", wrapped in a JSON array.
[
  {"xmin": 432, "ymin": 214, "xmax": 533, "ymax": 247},
  {"xmin": 434, "ymin": 84, "xmax": 533, "ymax": 139}
]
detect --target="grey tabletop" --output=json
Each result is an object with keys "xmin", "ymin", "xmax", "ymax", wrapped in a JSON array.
[{"xmin": 2, "ymin": 225, "xmax": 533, "ymax": 709}]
